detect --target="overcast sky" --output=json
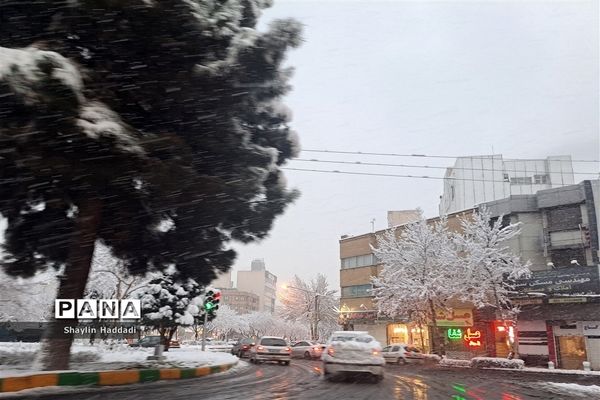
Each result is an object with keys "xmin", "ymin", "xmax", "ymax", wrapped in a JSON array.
[{"xmin": 231, "ymin": 0, "xmax": 599, "ymax": 291}]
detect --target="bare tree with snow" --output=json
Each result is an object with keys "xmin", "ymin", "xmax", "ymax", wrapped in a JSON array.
[
  {"xmin": 279, "ymin": 274, "xmax": 338, "ymax": 341},
  {"xmin": 86, "ymin": 242, "xmax": 149, "ymax": 300},
  {"xmin": 371, "ymin": 212, "xmax": 459, "ymax": 354},
  {"xmin": 455, "ymin": 207, "xmax": 531, "ymax": 323},
  {"xmin": 206, "ymin": 305, "xmax": 248, "ymax": 341}
]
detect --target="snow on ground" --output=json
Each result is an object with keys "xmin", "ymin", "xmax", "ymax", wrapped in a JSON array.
[
  {"xmin": 523, "ymin": 367, "xmax": 600, "ymax": 376},
  {"xmin": 539, "ymin": 382, "xmax": 600, "ymax": 396},
  {"xmin": 439, "ymin": 358, "xmax": 471, "ymax": 368},
  {"xmin": 0, "ymin": 342, "xmax": 237, "ymax": 378}
]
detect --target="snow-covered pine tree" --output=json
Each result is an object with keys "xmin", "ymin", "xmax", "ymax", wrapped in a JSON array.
[
  {"xmin": 139, "ymin": 272, "xmax": 204, "ymax": 351},
  {"xmin": 0, "ymin": 0, "xmax": 301, "ymax": 369}
]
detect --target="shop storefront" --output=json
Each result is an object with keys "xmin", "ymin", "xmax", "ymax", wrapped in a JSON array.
[
  {"xmin": 513, "ymin": 265, "xmax": 600, "ymax": 369},
  {"xmin": 434, "ymin": 308, "xmax": 486, "ymax": 358},
  {"xmin": 553, "ymin": 323, "xmax": 587, "ymax": 370},
  {"xmin": 386, "ymin": 323, "xmax": 430, "ymax": 351}
]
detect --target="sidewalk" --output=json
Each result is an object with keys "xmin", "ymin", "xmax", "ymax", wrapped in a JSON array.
[
  {"xmin": 0, "ymin": 342, "xmax": 239, "ymax": 394},
  {"xmin": 0, "ymin": 362, "xmax": 238, "ymax": 394}
]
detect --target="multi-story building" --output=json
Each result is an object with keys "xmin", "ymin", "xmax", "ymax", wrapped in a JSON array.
[
  {"xmin": 339, "ymin": 180, "xmax": 600, "ymax": 369},
  {"xmin": 492, "ymin": 180, "xmax": 600, "ymax": 369},
  {"xmin": 338, "ymin": 210, "xmax": 472, "ymax": 349},
  {"xmin": 219, "ymin": 288, "xmax": 260, "ymax": 314},
  {"xmin": 211, "ymin": 270, "xmax": 233, "ymax": 289},
  {"xmin": 237, "ymin": 259, "xmax": 277, "ymax": 313},
  {"xmin": 439, "ymin": 155, "xmax": 575, "ymax": 215}
]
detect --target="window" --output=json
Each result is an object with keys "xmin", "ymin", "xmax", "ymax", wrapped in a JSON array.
[
  {"xmin": 341, "ymin": 254, "xmax": 378, "ymax": 269},
  {"xmin": 551, "ymin": 248, "xmax": 585, "ymax": 268},
  {"xmin": 534, "ymin": 174, "xmax": 549, "ymax": 184},
  {"xmin": 341, "ymin": 284, "xmax": 372, "ymax": 298},
  {"xmin": 547, "ymin": 206, "xmax": 582, "ymax": 231},
  {"xmin": 503, "ymin": 173, "xmax": 510, "ymax": 182},
  {"xmin": 261, "ymin": 338, "xmax": 287, "ymax": 346},
  {"xmin": 510, "ymin": 176, "xmax": 532, "ymax": 185},
  {"xmin": 392, "ymin": 346, "xmax": 400, "ymax": 352}
]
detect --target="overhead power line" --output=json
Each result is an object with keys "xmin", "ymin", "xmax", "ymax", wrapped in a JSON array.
[
  {"xmin": 291, "ymin": 158, "xmax": 599, "ymax": 176},
  {"xmin": 282, "ymin": 167, "xmax": 589, "ymax": 186},
  {"xmin": 300, "ymin": 149, "xmax": 600, "ymax": 163}
]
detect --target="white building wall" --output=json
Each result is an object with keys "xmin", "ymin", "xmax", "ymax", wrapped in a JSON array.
[{"xmin": 439, "ymin": 155, "xmax": 575, "ymax": 215}]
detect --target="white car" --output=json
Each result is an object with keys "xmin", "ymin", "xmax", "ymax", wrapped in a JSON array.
[
  {"xmin": 382, "ymin": 344, "xmax": 424, "ymax": 364},
  {"xmin": 291, "ymin": 340, "xmax": 325, "ymax": 359},
  {"xmin": 249, "ymin": 336, "xmax": 292, "ymax": 365},
  {"xmin": 322, "ymin": 331, "xmax": 385, "ymax": 382}
]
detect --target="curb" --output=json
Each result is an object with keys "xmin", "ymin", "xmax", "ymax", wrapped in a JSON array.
[
  {"xmin": 437, "ymin": 363, "xmax": 600, "ymax": 377},
  {"xmin": 0, "ymin": 362, "xmax": 237, "ymax": 394}
]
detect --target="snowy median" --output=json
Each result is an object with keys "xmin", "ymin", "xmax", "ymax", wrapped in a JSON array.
[{"xmin": 0, "ymin": 342, "xmax": 238, "ymax": 394}]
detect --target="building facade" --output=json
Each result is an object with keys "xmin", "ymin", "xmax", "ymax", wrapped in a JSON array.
[
  {"xmin": 338, "ymin": 210, "xmax": 473, "ymax": 349},
  {"xmin": 496, "ymin": 180, "xmax": 600, "ymax": 369},
  {"xmin": 340, "ymin": 180, "xmax": 600, "ymax": 369},
  {"xmin": 211, "ymin": 270, "xmax": 233, "ymax": 289},
  {"xmin": 219, "ymin": 288, "xmax": 260, "ymax": 314},
  {"xmin": 237, "ymin": 259, "xmax": 278, "ymax": 313},
  {"xmin": 439, "ymin": 155, "xmax": 575, "ymax": 215}
]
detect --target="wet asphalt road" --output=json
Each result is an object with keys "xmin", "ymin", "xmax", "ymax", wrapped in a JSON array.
[{"xmin": 8, "ymin": 359, "xmax": 600, "ymax": 400}]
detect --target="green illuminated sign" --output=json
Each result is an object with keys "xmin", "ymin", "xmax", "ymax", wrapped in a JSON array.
[{"xmin": 447, "ymin": 328, "xmax": 462, "ymax": 340}]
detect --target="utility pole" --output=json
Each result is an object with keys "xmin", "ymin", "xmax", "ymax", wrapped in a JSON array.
[
  {"xmin": 314, "ymin": 294, "xmax": 320, "ymax": 341},
  {"xmin": 201, "ymin": 311, "xmax": 208, "ymax": 351}
]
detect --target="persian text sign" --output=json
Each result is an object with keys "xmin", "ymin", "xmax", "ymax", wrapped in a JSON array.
[
  {"xmin": 581, "ymin": 322, "xmax": 600, "ymax": 336},
  {"xmin": 514, "ymin": 266, "xmax": 600, "ymax": 295},
  {"xmin": 435, "ymin": 308, "xmax": 473, "ymax": 327}
]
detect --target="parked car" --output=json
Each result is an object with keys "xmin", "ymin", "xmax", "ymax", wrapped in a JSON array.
[
  {"xmin": 169, "ymin": 340, "xmax": 181, "ymax": 349},
  {"xmin": 249, "ymin": 336, "xmax": 291, "ymax": 365},
  {"xmin": 291, "ymin": 340, "xmax": 325, "ymax": 359},
  {"xmin": 231, "ymin": 338, "xmax": 256, "ymax": 358},
  {"xmin": 322, "ymin": 331, "xmax": 385, "ymax": 382},
  {"xmin": 129, "ymin": 335, "xmax": 161, "ymax": 348},
  {"xmin": 382, "ymin": 344, "xmax": 424, "ymax": 364},
  {"xmin": 207, "ymin": 341, "xmax": 234, "ymax": 353}
]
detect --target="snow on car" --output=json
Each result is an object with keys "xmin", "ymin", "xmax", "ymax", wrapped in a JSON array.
[{"xmin": 322, "ymin": 331, "xmax": 385, "ymax": 382}]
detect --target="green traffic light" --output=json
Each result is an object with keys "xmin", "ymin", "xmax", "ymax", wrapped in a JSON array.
[{"xmin": 204, "ymin": 301, "xmax": 214, "ymax": 311}]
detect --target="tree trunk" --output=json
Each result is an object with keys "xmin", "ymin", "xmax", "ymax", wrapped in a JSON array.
[
  {"xmin": 38, "ymin": 198, "xmax": 102, "ymax": 371},
  {"xmin": 418, "ymin": 321, "xmax": 425, "ymax": 351},
  {"xmin": 428, "ymin": 299, "xmax": 444, "ymax": 355}
]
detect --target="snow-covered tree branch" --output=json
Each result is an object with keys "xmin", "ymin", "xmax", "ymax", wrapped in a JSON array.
[
  {"xmin": 455, "ymin": 207, "xmax": 531, "ymax": 321},
  {"xmin": 371, "ymin": 211, "xmax": 459, "ymax": 354}
]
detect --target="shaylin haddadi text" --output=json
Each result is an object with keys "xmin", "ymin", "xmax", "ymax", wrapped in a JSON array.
[{"xmin": 63, "ymin": 326, "xmax": 137, "ymax": 334}]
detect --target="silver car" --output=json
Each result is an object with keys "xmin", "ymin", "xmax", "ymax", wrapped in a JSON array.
[
  {"xmin": 382, "ymin": 344, "xmax": 424, "ymax": 364},
  {"xmin": 291, "ymin": 340, "xmax": 325, "ymax": 359},
  {"xmin": 249, "ymin": 336, "xmax": 292, "ymax": 365}
]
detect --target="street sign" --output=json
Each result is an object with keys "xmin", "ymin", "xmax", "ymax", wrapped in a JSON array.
[
  {"xmin": 435, "ymin": 308, "xmax": 473, "ymax": 327},
  {"xmin": 514, "ymin": 266, "xmax": 600, "ymax": 295}
]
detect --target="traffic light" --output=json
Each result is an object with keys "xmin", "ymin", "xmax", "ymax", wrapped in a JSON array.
[
  {"xmin": 212, "ymin": 290, "xmax": 221, "ymax": 312},
  {"xmin": 203, "ymin": 289, "xmax": 221, "ymax": 315},
  {"xmin": 204, "ymin": 290, "xmax": 216, "ymax": 312}
]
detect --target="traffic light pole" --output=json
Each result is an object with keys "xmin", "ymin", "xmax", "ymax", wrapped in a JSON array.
[{"xmin": 201, "ymin": 310, "xmax": 208, "ymax": 351}]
